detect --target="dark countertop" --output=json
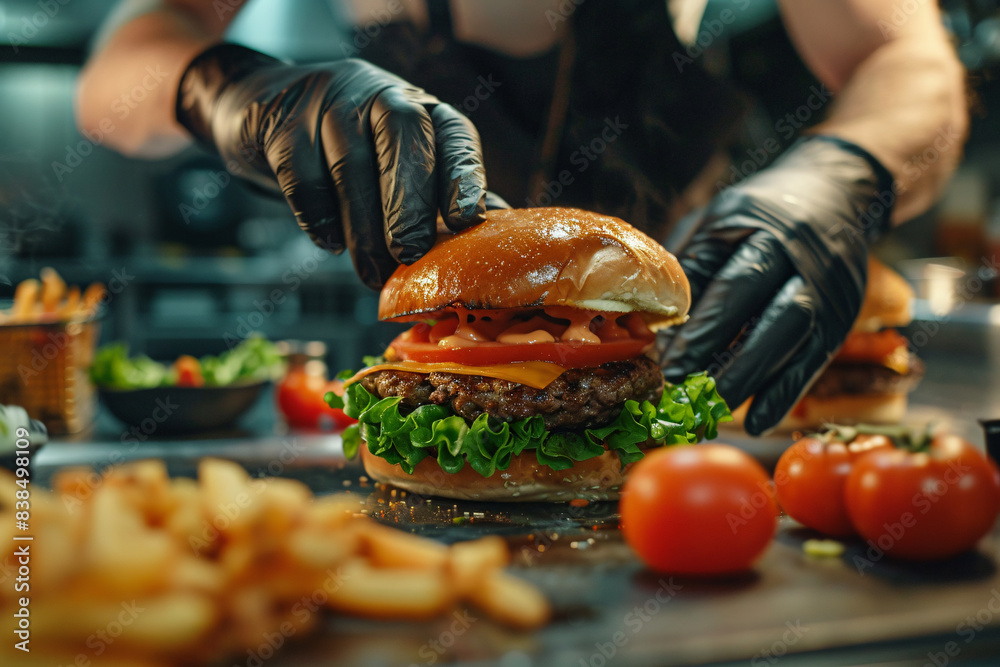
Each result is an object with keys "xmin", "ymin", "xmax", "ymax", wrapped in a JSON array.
[{"xmin": 31, "ymin": 300, "xmax": 1000, "ymax": 667}]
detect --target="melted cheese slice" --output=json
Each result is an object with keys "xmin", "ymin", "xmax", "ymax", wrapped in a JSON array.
[{"xmin": 345, "ymin": 360, "xmax": 568, "ymax": 390}]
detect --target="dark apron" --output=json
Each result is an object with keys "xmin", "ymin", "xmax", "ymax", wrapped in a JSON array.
[{"xmin": 357, "ymin": 0, "xmax": 748, "ymax": 240}]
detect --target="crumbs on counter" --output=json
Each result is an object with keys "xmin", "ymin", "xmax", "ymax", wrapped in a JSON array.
[{"xmin": 803, "ymin": 538, "xmax": 846, "ymax": 558}]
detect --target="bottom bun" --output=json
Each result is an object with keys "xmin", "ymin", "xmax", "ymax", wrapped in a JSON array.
[
  {"xmin": 726, "ymin": 393, "xmax": 909, "ymax": 433},
  {"xmin": 361, "ymin": 446, "xmax": 637, "ymax": 502}
]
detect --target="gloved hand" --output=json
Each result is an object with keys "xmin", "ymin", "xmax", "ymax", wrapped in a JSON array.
[
  {"xmin": 176, "ymin": 43, "xmax": 489, "ymax": 289},
  {"xmin": 661, "ymin": 136, "xmax": 895, "ymax": 435}
]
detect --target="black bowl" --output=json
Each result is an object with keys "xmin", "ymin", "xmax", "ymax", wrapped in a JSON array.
[{"xmin": 98, "ymin": 381, "xmax": 267, "ymax": 435}]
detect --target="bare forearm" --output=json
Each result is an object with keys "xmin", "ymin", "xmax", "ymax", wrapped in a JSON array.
[
  {"xmin": 813, "ymin": 36, "xmax": 967, "ymax": 224},
  {"xmin": 75, "ymin": 2, "xmax": 243, "ymax": 157}
]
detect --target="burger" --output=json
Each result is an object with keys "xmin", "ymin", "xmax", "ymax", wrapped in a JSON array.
[
  {"xmin": 732, "ymin": 257, "xmax": 923, "ymax": 431},
  {"xmin": 328, "ymin": 207, "xmax": 731, "ymax": 501}
]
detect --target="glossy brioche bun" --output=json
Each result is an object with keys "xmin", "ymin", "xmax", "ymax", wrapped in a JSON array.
[
  {"xmin": 852, "ymin": 257, "xmax": 913, "ymax": 333},
  {"xmin": 728, "ymin": 392, "xmax": 908, "ymax": 433},
  {"xmin": 379, "ymin": 207, "xmax": 690, "ymax": 331},
  {"xmin": 361, "ymin": 445, "xmax": 639, "ymax": 502}
]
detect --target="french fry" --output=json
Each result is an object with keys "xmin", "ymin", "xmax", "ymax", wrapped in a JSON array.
[
  {"xmin": 286, "ymin": 525, "xmax": 358, "ymax": 570},
  {"xmin": 218, "ymin": 536, "xmax": 257, "ymax": 584},
  {"xmin": 40, "ymin": 266, "xmax": 66, "ymax": 314},
  {"xmin": 3, "ymin": 271, "xmax": 106, "ymax": 325},
  {"xmin": 255, "ymin": 477, "xmax": 312, "ymax": 547},
  {"xmin": 449, "ymin": 535, "xmax": 510, "ymax": 595},
  {"xmin": 28, "ymin": 592, "xmax": 216, "ymax": 652},
  {"xmin": 327, "ymin": 559, "xmax": 455, "ymax": 620},
  {"xmin": 117, "ymin": 593, "xmax": 217, "ymax": 650},
  {"xmin": 84, "ymin": 486, "xmax": 177, "ymax": 596},
  {"xmin": 59, "ymin": 285, "xmax": 81, "ymax": 318},
  {"xmin": 31, "ymin": 520, "xmax": 80, "ymax": 595},
  {"xmin": 198, "ymin": 458, "xmax": 261, "ymax": 537},
  {"xmin": 0, "ymin": 461, "xmax": 551, "ymax": 664},
  {"xmin": 51, "ymin": 465, "xmax": 100, "ymax": 497},
  {"xmin": 11, "ymin": 278, "xmax": 39, "ymax": 322},
  {"xmin": 357, "ymin": 520, "xmax": 450, "ymax": 570},
  {"xmin": 306, "ymin": 493, "xmax": 361, "ymax": 528},
  {"xmin": 168, "ymin": 556, "xmax": 225, "ymax": 596},
  {"xmin": 105, "ymin": 459, "xmax": 173, "ymax": 524},
  {"xmin": 82, "ymin": 281, "xmax": 107, "ymax": 316},
  {"xmin": 467, "ymin": 570, "xmax": 552, "ymax": 631}
]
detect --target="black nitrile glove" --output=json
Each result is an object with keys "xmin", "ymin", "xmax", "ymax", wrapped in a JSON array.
[
  {"xmin": 661, "ymin": 136, "xmax": 895, "ymax": 435},
  {"xmin": 176, "ymin": 43, "xmax": 489, "ymax": 289}
]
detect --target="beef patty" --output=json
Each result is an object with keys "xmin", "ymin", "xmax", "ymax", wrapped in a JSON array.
[
  {"xmin": 806, "ymin": 354, "xmax": 925, "ymax": 399},
  {"xmin": 359, "ymin": 356, "xmax": 664, "ymax": 430}
]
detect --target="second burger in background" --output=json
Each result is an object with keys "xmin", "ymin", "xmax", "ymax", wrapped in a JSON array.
[
  {"xmin": 329, "ymin": 208, "xmax": 731, "ymax": 501},
  {"xmin": 732, "ymin": 257, "xmax": 923, "ymax": 431}
]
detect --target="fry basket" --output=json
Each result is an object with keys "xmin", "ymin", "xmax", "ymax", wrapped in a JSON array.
[{"xmin": 0, "ymin": 315, "xmax": 100, "ymax": 435}]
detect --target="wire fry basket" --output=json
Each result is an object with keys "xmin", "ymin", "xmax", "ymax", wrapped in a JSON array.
[{"xmin": 0, "ymin": 315, "xmax": 100, "ymax": 435}]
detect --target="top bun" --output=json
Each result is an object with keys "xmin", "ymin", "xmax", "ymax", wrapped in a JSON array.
[
  {"xmin": 852, "ymin": 257, "xmax": 914, "ymax": 332},
  {"xmin": 379, "ymin": 207, "xmax": 690, "ymax": 330}
]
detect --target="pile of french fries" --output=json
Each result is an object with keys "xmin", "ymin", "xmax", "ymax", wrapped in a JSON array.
[
  {"xmin": 0, "ymin": 267, "xmax": 105, "ymax": 325},
  {"xmin": 0, "ymin": 459, "xmax": 549, "ymax": 666}
]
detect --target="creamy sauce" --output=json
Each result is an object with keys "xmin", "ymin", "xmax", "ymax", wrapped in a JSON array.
[
  {"xmin": 497, "ymin": 330, "xmax": 556, "ymax": 344},
  {"xmin": 433, "ymin": 307, "xmax": 650, "ymax": 348},
  {"xmin": 560, "ymin": 310, "xmax": 601, "ymax": 344}
]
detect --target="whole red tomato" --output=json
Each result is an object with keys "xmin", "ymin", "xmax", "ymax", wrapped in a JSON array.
[
  {"xmin": 276, "ymin": 370, "xmax": 354, "ymax": 430},
  {"xmin": 173, "ymin": 355, "xmax": 204, "ymax": 387},
  {"xmin": 620, "ymin": 444, "xmax": 778, "ymax": 575},
  {"xmin": 845, "ymin": 434, "xmax": 1000, "ymax": 560},
  {"xmin": 774, "ymin": 433, "xmax": 892, "ymax": 536}
]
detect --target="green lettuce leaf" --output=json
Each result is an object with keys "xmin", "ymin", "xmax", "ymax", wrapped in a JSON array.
[{"xmin": 328, "ymin": 371, "xmax": 731, "ymax": 477}]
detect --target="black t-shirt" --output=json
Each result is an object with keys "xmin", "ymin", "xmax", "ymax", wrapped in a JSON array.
[{"xmin": 356, "ymin": 0, "xmax": 748, "ymax": 239}]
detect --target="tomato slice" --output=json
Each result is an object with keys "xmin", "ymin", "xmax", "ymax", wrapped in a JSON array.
[
  {"xmin": 388, "ymin": 325, "xmax": 654, "ymax": 368},
  {"xmin": 835, "ymin": 329, "xmax": 908, "ymax": 365}
]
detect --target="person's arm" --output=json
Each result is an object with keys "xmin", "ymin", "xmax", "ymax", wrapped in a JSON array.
[
  {"xmin": 661, "ymin": 0, "xmax": 968, "ymax": 435},
  {"xmin": 76, "ymin": 0, "xmax": 491, "ymax": 290},
  {"xmin": 76, "ymin": 0, "xmax": 249, "ymax": 157},
  {"xmin": 779, "ymin": 0, "xmax": 968, "ymax": 223}
]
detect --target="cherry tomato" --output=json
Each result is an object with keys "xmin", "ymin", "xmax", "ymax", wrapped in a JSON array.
[
  {"xmin": 620, "ymin": 444, "xmax": 778, "ymax": 575},
  {"xmin": 845, "ymin": 434, "xmax": 1000, "ymax": 560},
  {"xmin": 389, "ymin": 324, "xmax": 653, "ymax": 368},
  {"xmin": 277, "ymin": 370, "xmax": 354, "ymax": 430},
  {"xmin": 774, "ymin": 434, "xmax": 892, "ymax": 536},
  {"xmin": 173, "ymin": 355, "xmax": 204, "ymax": 387}
]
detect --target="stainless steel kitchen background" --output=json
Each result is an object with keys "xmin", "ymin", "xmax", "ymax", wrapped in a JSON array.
[{"xmin": 0, "ymin": 0, "xmax": 997, "ymax": 370}]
